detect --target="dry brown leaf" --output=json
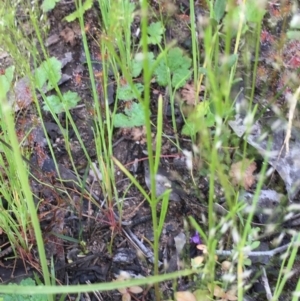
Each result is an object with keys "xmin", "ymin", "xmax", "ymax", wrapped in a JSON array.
[
  {"xmin": 229, "ymin": 159, "xmax": 257, "ymax": 190},
  {"xmin": 181, "ymin": 83, "xmax": 205, "ymax": 105},
  {"xmin": 130, "ymin": 126, "xmax": 147, "ymax": 144},
  {"xmin": 196, "ymin": 244, "xmax": 208, "ymax": 254},
  {"xmin": 118, "ymin": 287, "xmax": 127, "ymax": 295},
  {"xmin": 9, "ymin": 76, "xmax": 33, "ymax": 111},
  {"xmin": 45, "ymin": 34, "xmax": 60, "ymax": 47},
  {"xmin": 212, "ymin": 285, "xmax": 225, "ymax": 298},
  {"xmin": 71, "ymin": 22, "xmax": 82, "ymax": 37},
  {"xmin": 120, "ymin": 127, "xmax": 131, "ymax": 137},
  {"xmin": 208, "ymin": 284, "xmax": 238, "ymax": 301},
  {"xmin": 115, "ymin": 272, "xmax": 143, "ymax": 300},
  {"xmin": 194, "ymin": 245, "xmax": 218, "ymax": 262},
  {"xmin": 119, "ymin": 77, "xmax": 127, "ymax": 86},
  {"xmin": 221, "ymin": 260, "xmax": 232, "ymax": 272},
  {"xmin": 60, "ymin": 27, "xmax": 76, "ymax": 46},
  {"xmin": 224, "ymin": 290, "xmax": 238, "ymax": 301},
  {"xmin": 122, "ymin": 292, "xmax": 131, "ymax": 301},
  {"xmin": 159, "ymin": 0, "xmax": 178, "ymax": 15},
  {"xmin": 181, "ymin": 84, "xmax": 196, "ymax": 105},
  {"xmin": 21, "ymin": 21, "xmax": 34, "ymax": 35},
  {"xmin": 175, "ymin": 291, "xmax": 197, "ymax": 301},
  {"xmin": 193, "ymin": 256, "xmax": 204, "ymax": 265},
  {"xmin": 128, "ymin": 286, "xmax": 143, "ymax": 294}
]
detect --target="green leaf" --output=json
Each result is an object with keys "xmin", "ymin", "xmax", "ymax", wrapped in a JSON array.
[
  {"xmin": 167, "ymin": 47, "xmax": 190, "ymax": 70},
  {"xmin": 43, "ymin": 95, "xmax": 63, "ymax": 113},
  {"xmin": 245, "ymin": 0, "xmax": 266, "ymax": 23},
  {"xmin": 147, "ymin": 21, "xmax": 165, "ymax": 45},
  {"xmin": 193, "ymin": 289, "xmax": 211, "ymax": 301},
  {"xmin": 19, "ymin": 278, "xmax": 36, "ymax": 286},
  {"xmin": 194, "ymin": 102, "xmax": 210, "ymax": 117},
  {"xmin": 214, "ymin": 0, "xmax": 226, "ymax": 23},
  {"xmin": 131, "ymin": 52, "xmax": 155, "ymax": 78},
  {"xmin": 35, "ymin": 57, "xmax": 62, "ymax": 90},
  {"xmin": 154, "ymin": 63, "xmax": 169, "ymax": 87},
  {"xmin": 250, "ymin": 240, "xmax": 260, "ymax": 250},
  {"xmin": 62, "ymin": 91, "xmax": 81, "ymax": 108},
  {"xmin": 65, "ymin": 0, "xmax": 93, "ymax": 22},
  {"xmin": 172, "ymin": 68, "xmax": 191, "ymax": 88},
  {"xmin": 114, "ymin": 102, "xmax": 148, "ymax": 127},
  {"xmin": 243, "ymin": 258, "xmax": 252, "ymax": 266},
  {"xmin": 4, "ymin": 278, "xmax": 47, "ymax": 301},
  {"xmin": 198, "ymin": 67, "xmax": 207, "ymax": 75},
  {"xmin": 154, "ymin": 47, "xmax": 192, "ymax": 88},
  {"xmin": 287, "ymin": 30, "xmax": 300, "ymax": 40},
  {"xmin": 41, "ymin": 0, "xmax": 59, "ymax": 12},
  {"xmin": 0, "ymin": 66, "xmax": 15, "ymax": 98},
  {"xmin": 223, "ymin": 3, "xmax": 258, "ymax": 36},
  {"xmin": 224, "ymin": 54, "xmax": 238, "ymax": 68},
  {"xmin": 182, "ymin": 120, "xmax": 199, "ymax": 137},
  {"xmin": 181, "ymin": 102, "xmax": 214, "ymax": 136},
  {"xmin": 43, "ymin": 91, "xmax": 81, "ymax": 114},
  {"xmin": 205, "ymin": 112, "xmax": 215, "ymax": 127},
  {"xmin": 117, "ymin": 83, "xmax": 144, "ymax": 101}
]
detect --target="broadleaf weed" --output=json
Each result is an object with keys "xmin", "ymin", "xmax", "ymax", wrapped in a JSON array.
[
  {"xmin": 43, "ymin": 91, "xmax": 81, "ymax": 114},
  {"xmin": 34, "ymin": 57, "xmax": 61, "ymax": 91},
  {"xmin": 145, "ymin": 21, "xmax": 165, "ymax": 45},
  {"xmin": 113, "ymin": 102, "xmax": 149, "ymax": 128},
  {"xmin": 154, "ymin": 47, "xmax": 192, "ymax": 88}
]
